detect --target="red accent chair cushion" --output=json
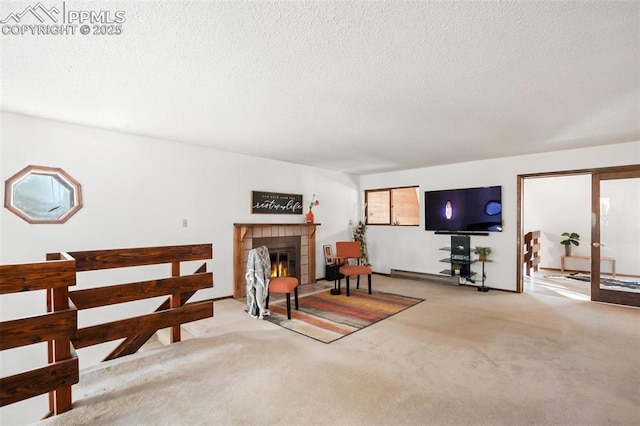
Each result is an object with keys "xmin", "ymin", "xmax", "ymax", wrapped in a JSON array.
[
  {"xmin": 269, "ymin": 276, "xmax": 298, "ymax": 293},
  {"xmin": 267, "ymin": 277, "xmax": 299, "ymax": 320}
]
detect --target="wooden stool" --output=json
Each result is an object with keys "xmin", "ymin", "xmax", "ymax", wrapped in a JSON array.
[{"xmin": 266, "ymin": 277, "xmax": 299, "ymax": 319}]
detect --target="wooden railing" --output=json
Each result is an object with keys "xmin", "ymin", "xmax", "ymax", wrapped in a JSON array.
[
  {"xmin": 58, "ymin": 244, "xmax": 214, "ymax": 359},
  {"xmin": 524, "ymin": 230, "xmax": 541, "ymax": 276},
  {"xmin": 0, "ymin": 243, "xmax": 213, "ymax": 418},
  {"xmin": 0, "ymin": 253, "xmax": 79, "ymax": 415}
]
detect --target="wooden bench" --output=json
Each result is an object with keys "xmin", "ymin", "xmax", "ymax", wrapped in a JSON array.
[{"xmin": 561, "ymin": 255, "xmax": 616, "ymax": 277}]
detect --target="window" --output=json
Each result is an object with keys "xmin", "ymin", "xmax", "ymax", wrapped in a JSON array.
[
  {"xmin": 4, "ymin": 165, "xmax": 83, "ymax": 224},
  {"xmin": 365, "ymin": 186, "xmax": 419, "ymax": 226}
]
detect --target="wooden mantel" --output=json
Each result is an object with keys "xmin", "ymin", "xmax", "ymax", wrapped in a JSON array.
[{"xmin": 233, "ymin": 223, "xmax": 320, "ymax": 298}]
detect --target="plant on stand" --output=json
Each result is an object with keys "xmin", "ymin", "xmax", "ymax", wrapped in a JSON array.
[
  {"xmin": 306, "ymin": 194, "xmax": 319, "ymax": 223},
  {"xmin": 560, "ymin": 232, "xmax": 580, "ymax": 256},
  {"xmin": 451, "ymin": 263, "xmax": 461, "ymax": 276},
  {"xmin": 474, "ymin": 246, "xmax": 492, "ymax": 261}
]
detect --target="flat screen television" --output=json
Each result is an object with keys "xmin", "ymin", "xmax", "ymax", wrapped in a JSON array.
[{"xmin": 424, "ymin": 186, "xmax": 503, "ymax": 233}]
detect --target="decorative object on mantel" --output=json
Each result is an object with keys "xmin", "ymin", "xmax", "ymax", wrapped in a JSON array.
[
  {"xmin": 560, "ymin": 232, "xmax": 580, "ymax": 256},
  {"xmin": 251, "ymin": 191, "xmax": 303, "ymax": 215},
  {"xmin": 306, "ymin": 193, "xmax": 319, "ymax": 223}
]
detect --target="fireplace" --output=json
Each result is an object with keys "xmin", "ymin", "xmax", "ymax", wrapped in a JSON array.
[
  {"xmin": 253, "ymin": 236, "xmax": 301, "ymax": 281},
  {"xmin": 233, "ymin": 223, "xmax": 319, "ymax": 298}
]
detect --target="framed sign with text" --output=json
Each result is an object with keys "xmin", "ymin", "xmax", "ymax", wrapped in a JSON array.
[{"xmin": 251, "ymin": 191, "xmax": 303, "ymax": 215}]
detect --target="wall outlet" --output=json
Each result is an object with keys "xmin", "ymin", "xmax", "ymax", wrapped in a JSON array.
[{"xmin": 182, "ymin": 219, "xmax": 188, "ymax": 228}]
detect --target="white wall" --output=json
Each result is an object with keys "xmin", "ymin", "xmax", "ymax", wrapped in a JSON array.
[
  {"xmin": 1, "ymin": 112, "xmax": 360, "ymax": 289},
  {"xmin": 524, "ymin": 174, "xmax": 640, "ymax": 275},
  {"xmin": 359, "ymin": 141, "xmax": 640, "ymax": 291},
  {"xmin": 523, "ymin": 175, "xmax": 592, "ymax": 269},
  {"xmin": 0, "ymin": 112, "xmax": 360, "ymax": 424}
]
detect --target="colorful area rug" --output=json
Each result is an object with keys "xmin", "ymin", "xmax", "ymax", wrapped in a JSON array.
[
  {"xmin": 265, "ymin": 290, "xmax": 424, "ymax": 343},
  {"xmin": 546, "ymin": 274, "xmax": 640, "ymax": 291}
]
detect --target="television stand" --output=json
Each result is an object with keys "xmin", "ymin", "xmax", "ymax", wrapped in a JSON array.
[{"xmin": 438, "ymin": 235, "xmax": 477, "ymax": 284}]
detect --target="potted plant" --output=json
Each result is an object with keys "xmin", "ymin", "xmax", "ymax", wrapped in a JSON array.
[
  {"xmin": 353, "ymin": 220, "xmax": 371, "ymax": 266},
  {"xmin": 474, "ymin": 246, "xmax": 492, "ymax": 261},
  {"xmin": 560, "ymin": 232, "xmax": 580, "ymax": 256},
  {"xmin": 451, "ymin": 263, "xmax": 461, "ymax": 276}
]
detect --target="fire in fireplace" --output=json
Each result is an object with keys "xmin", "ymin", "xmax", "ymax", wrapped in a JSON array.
[
  {"xmin": 253, "ymin": 236, "xmax": 301, "ymax": 281},
  {"xmin": 270, "ymin": 250, "xmax": 294, "ymax": 278}
]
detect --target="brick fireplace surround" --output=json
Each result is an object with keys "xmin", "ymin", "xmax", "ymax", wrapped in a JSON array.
[{"xmin": 233, "ymin": 223, "xmax": 319, "ymax": 298}]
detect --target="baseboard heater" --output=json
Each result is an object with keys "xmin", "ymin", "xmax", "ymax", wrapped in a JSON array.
[{"xmin": 390, "ymin": 269, "xmax": 461, "ymax": 286}]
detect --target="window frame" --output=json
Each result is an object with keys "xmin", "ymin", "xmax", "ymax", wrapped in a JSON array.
[
  {"xmin": 365, "ymin": 185, "xmax": 420, "ymax": 226},
  {"xmin": 4, "ymin": 165, "xmax": 83, "ymax": 224}
]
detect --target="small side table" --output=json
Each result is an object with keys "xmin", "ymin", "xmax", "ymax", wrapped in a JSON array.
[
  {"xmin": 329, "ymin": 256, "xmax": 347, "ymax": 295},
  {"xmin": 477, "ymin": 259, "xmax": 492, "ymax": 292}
]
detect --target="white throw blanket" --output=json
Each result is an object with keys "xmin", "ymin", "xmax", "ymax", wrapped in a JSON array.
[{"xmin": 245, "ymin": 246, "xmax": 271, "ymax": 319}]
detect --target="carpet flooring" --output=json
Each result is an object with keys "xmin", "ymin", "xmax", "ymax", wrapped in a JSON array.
[
  {"xmin": 14, "ymin": 275, "xmax": 640, "ymax": 426},
  {"xmin": 266, "ymin": 289, "xmax": 424, "ymax": 343}
]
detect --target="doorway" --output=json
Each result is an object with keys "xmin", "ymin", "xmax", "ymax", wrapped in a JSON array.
[
  {"xmin": 591, "ymin": 168, "xmax": 640, "ymax": 306},
  {"xmin": 517, "ymin": 165, "xmax": 640, "ymax": 308}
]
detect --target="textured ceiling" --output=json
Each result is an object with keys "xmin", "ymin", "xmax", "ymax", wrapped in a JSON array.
[{"xmin": 1, "ymin": 1, "xmax": 639, "ymax": 174}]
